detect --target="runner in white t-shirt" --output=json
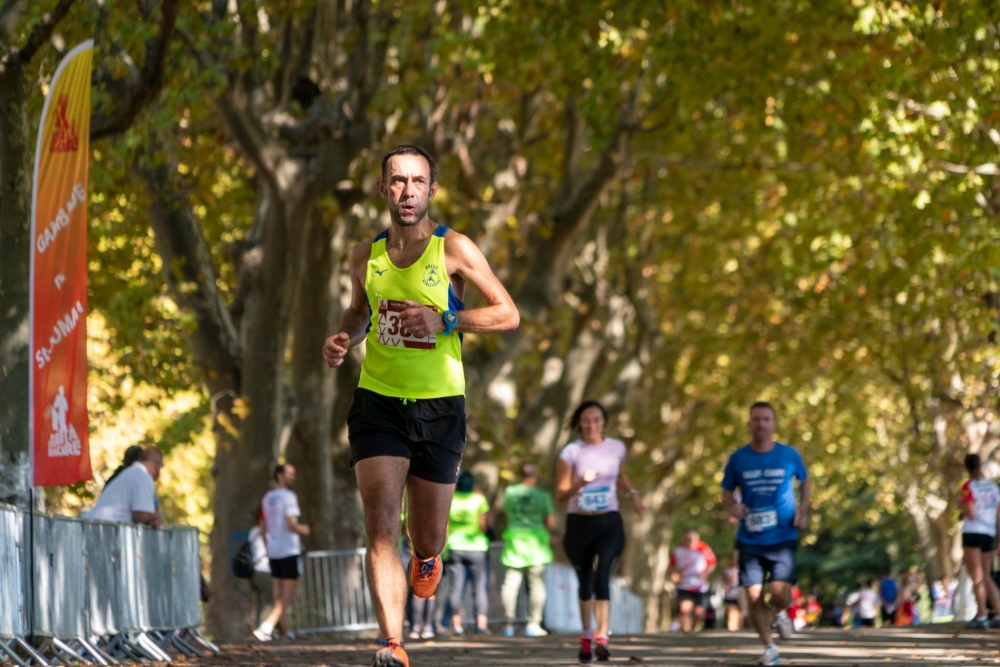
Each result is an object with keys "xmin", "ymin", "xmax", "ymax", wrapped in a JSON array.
[
  {"xmin": 959, "ymin": 453, "xmax": 1000, "ymax": 629},
  {"xmin": 843, "ymin": 580, "xmax": 878, "ymax": 627},
  {"xmin": 670, "ymin": 529, "xmax": 717, "ymax": 633},
  {"xmin": 83, "ymin": 447, "xmax": 163, "ymax": 527},
  {"xmin": 253, "ymin": 464, "xmax": 310, "ymax": 641}
]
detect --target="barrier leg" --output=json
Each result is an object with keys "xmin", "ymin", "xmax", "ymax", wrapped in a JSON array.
[
  {"xmin": 14, "ymin": 637, "xmax": 52, "ymax": 667},
  {"xmin": 136, "ymin": 633, "xmax": 171, "ymax": 662},
  {"xmin": 75, "ymin": 637, "xmax": 115, "ymax": 665},
  {"xmin": 0, "ymin": 640, "xmax": 31, "ymax": 667},
  {"xmin": 152, "ymin": 631, "xmax": 179, "ymax": 658},
  {"xmin": 184, "ymin": 628, "xmax": 220, "ymax": 655},
  {"xmin": 168, "ymin": 631, "xmax": 202, "ymax": 658},
  {"xmin": 51, "ymin": 638, "xmax": 91, "ymax": 664},
  {"xmin": 82, "ymin": 637, "xmax": 118, "ymax": 665},
  {"xmin": 105, "ymin": 635, "xmax": 144, "ymax": 662}
]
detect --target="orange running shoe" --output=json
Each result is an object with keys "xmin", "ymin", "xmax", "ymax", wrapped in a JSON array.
[
  {"xmin": 371, "ymin": 639, "xmax": 409, "ymax": 667},
  {"xmin": 409, "ymin": 554, "xmax": 442, "ymax": 599}
]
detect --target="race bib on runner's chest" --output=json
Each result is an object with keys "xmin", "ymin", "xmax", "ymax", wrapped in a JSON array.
[
  {"xmin": 745, "ymin": 507, "xmax": 778, "ymax": 533},
  {"xmin": 578, "ymin": 485, "xmax": 612, "ymax": 512},
  {"xmin": 376, "ymin": 298, "xmax": 437, "ymax": 349}
]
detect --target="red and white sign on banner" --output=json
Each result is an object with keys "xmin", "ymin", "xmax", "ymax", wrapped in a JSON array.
[{"xmin": 29, "ymin": 40, "xmax": 94, "ymax": 486}]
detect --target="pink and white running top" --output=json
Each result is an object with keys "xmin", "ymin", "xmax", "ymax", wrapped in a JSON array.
[
  {"xmin": 559, "ymin": 438, "xmax": 626, "ymax": 514},
  {"xmin": 670, "ymin": 541, "xmax": 717, "ymax": 593},
  {"xmin": 961, "ymin": 477, "xmax": 1000, "ymax": 537}
]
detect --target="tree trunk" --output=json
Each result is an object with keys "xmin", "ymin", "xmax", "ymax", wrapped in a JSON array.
[
  {"xmin": 285, "ymin": 211, "xmax": 342, "ymax": 550},
  {"xmin": 0, "ymin": 62, "xmax": 32, "ymax": 504}
]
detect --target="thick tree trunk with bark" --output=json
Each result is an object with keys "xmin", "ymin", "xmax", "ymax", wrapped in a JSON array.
[
  {"xmin": 0, "ymin": 63, "xmax": 33, "ymax": 502},
  {"xmin": 285, "ymin": 211, "xmax": 342, "ymax": 550}
]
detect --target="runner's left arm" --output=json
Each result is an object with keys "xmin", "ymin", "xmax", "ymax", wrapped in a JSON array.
[
  {"xmin": 703, "ymin": 546, "xmax": 718, "ymax": 578},
  {"xmin": 402, "ymin": 232, "xmax": 519, "ymax": 335},
  {"xmin": 795, "ymin": 476, "xmax": 812, "ymax": 530},
  {"xmin": 617, "ymin": 467, "xmax": 645, "ymax": 515}
]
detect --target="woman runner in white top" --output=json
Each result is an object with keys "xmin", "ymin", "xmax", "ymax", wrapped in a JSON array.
[
  {"xmin": 556, "ymin": 400, "xmax": 644, "ymax": 664},
  {"xmin": 959, "ymin": 453, "xmax": 1000, "ymax": 628}
]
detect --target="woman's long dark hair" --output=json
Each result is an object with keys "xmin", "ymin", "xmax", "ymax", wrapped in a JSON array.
[{"xmin": 569, "ymin": 400, "xmax": 608, "ymax": 432}]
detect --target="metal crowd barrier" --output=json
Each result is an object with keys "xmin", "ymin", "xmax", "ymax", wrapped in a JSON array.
[
  {"xmin": 290, "ymin": 541, "xmax": 644, "ymax": 636},
  {"xmin": 0, "ymin": 503, "xmax": 216, "ymax": 666}
]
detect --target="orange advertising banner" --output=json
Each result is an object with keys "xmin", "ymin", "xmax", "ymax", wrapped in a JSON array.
[{"xmin": 30, "ymin": 40, "xmax": 93, "ymax": 487}]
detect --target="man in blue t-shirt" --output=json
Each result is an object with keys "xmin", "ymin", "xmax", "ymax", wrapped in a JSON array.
[
  {"xmin": 721, "ymin": 401, "xmax": 810, "ymax": 667},
  {"xmin": 879, "ymin": 569, "xmax": 899, "ymax": 624}
]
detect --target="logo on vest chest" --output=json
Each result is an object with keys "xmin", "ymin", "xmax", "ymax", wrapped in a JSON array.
[{"xmin": 422, "ymin": 264, "xmax": 442, "ymax": 287}]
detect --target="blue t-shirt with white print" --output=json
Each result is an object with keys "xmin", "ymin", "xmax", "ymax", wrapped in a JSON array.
[{"xmin": 721, "ymin": 442, "xmax": 808, "ymax": 546}]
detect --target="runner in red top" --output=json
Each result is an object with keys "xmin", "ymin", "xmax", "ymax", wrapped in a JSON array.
[{"xmin": 670, "ymin": 528, "xmax": 717, "ymax": 633}]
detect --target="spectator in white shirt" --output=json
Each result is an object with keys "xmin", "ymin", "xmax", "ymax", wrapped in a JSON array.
[
  {"xmin": 83, "ymin": 447, "xmax": 163, "ymax": 528},
  {"xmin": 253, "ymin": 464, "xmax": 310, "ymax": 641}
]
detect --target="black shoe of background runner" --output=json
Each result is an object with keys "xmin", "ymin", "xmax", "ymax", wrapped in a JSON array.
[{"xmin": 594, "ymin": 636, "xmax": 610, "ymax": 661}]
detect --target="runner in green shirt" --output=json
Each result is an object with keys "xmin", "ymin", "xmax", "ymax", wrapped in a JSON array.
[
  {"xmin": 500, "ymin": 462, "xmax": 555, "ymax": 637},
  {"xmin": 445, "ymin": 471, "xmax": 492, "ymax": 633}
]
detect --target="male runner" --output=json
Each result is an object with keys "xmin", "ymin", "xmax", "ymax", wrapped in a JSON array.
[
  {"xmin": 721, "ymin": 402, "xmax": 810, "ymax": 666},
  {"xmin": 669, "ymin": 528, "xmax": 717, "ymax": 633},
  {"xmin": 323, "ymin": 145, "xmax": 519, "ymax": 667}
]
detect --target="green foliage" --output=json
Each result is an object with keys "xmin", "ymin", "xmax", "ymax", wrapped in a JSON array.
[{"xmin": 16, "ymin": 0, "xmax": 994, "ymax": 590}]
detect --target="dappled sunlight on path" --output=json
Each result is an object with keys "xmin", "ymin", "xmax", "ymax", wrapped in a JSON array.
[{"xmin": 190, "ymin": 624, "xmax": 1000, "ymax": 667}]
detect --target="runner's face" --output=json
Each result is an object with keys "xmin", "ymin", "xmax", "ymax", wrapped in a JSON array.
[
  {"xmin": 579, "ymin": 406, "xmax": 605, "ymax": 442},
  {"xmin": 282, "ymin": 465, "xmax": 297, "ymax": 488},
  {"xmin": 380, "ymin": 154, "xmax": 437, "ymax": 227},
  {"xmin": 747, "ymin": 407, "xmax": 776, "ymax": 442}
]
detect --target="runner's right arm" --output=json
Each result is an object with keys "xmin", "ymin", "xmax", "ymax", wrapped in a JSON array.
[
  {"xmin": 722, "ymin": 489, "xmax": 748, "ymax": 519},
  {"xmin": 324, "ymin": 242, "xmax": 373, "ymax": 367},
  {"xmin": 287, "ymin": 515, "xmax": 311, "ymax": 536},
  {"xmin": 555, "ymin": 459, "xmax": 596, "ymax": 502},
  {"xmin": 132, "ymin": 510, "xmax": 159, "ymax": 527}
]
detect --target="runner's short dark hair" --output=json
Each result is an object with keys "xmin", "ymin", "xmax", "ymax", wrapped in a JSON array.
[
  {"xmin": 274, "ymin": 464, "xmax": 287, "ymax": 481},
  {"xmin": 570, "ymin": 400, "xmax": 609, "ymax": 432},
  {"xmin": 520, "ymin": 462, "xmax": 538, "ymax": 479},
  {"xmin": 965, "ymin": 453, "xmax": 982, "ymax": 474},
  {"xmin": 749, "ymin": 401, "xmax": 776, "ymax": 418},
  {"xmin": 381, "ymin": 145, "xmax": 436, "ymax": 184}
]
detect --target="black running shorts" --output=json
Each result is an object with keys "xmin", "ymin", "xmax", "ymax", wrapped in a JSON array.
[
  {"xmin": 348, "ymin": 388, "xmax": 467, "ymax": 485},
  {"xmin": 962, "ymin": 532, "xmax": 996, "ymax": 551},
  {"xmin": 677, "ymin": 589, "xmax": 709, "ymax": 607},
  {"xmin": 268, "ymin": 555, "xmax": 299, "ymax": 580}
]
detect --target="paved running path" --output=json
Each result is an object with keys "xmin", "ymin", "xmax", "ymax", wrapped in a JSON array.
[{"xmin": 195, "ymin": 624, "xmax": 1000, "ymax": 667}]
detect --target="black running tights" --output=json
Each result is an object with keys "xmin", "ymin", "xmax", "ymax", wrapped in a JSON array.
[{"xmin": 563, "ymin": 511, "xmax": 626, "ymax": 601}]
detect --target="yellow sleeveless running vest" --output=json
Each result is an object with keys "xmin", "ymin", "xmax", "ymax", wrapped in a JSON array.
[{"xmin": 358, "ymin": 224, "xmax": 465, "ymax": 399}]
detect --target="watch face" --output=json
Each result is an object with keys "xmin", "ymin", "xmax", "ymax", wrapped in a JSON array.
[{"xmin": 445, "ymin": 311, "xmax": 459, "ymax": 325}]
